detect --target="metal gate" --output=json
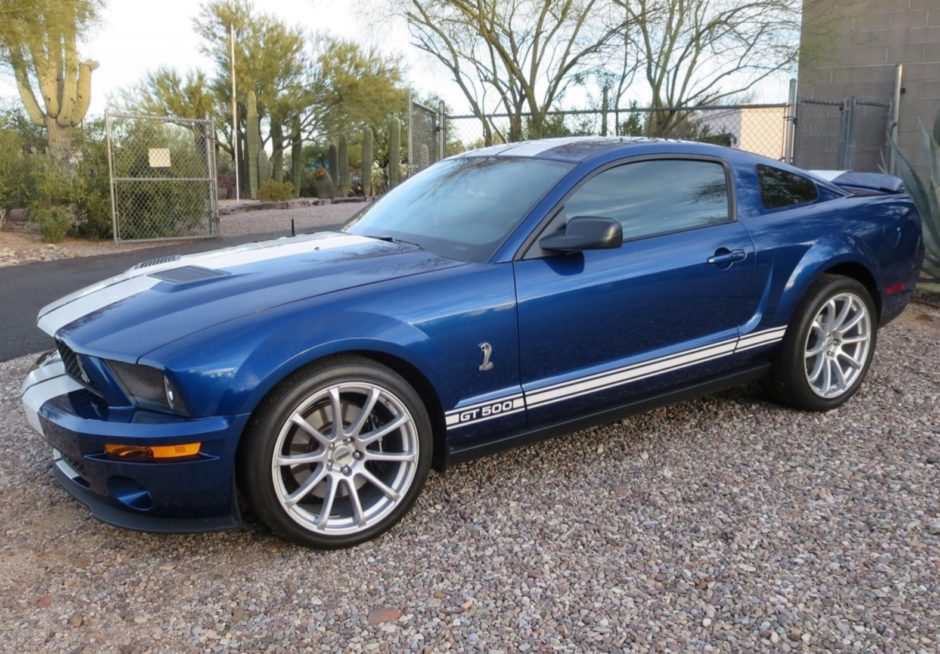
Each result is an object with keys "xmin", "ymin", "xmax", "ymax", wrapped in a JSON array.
[
  {"xmin": 408, "ymin": 97, "xmax": 445, "ymax": 175},
  {"xmin": 106, "ymin": 113, "xmax": 219, "ymax": 242},
  {"xmin": 793, "ymin": 98, "xmax": 892, "ymax": 171}
]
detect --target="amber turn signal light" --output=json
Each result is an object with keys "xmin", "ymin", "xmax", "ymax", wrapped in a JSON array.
[{"xmin": 104, "ymin": 442, "xmax": 201, "ymax": 460}]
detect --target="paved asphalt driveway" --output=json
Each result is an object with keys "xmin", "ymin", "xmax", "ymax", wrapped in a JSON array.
[{"xmin": 0, "ymin": 226, "xmax": 339, "ymax": 361}]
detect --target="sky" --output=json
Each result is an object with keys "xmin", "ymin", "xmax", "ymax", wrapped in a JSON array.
[
  {"xmin": 0, "ymin": 0, "xmax": 793, "ymax": 119},
  {"xmin": 0, "ymin": 0, "xmax": 465, "ymax": 116}
]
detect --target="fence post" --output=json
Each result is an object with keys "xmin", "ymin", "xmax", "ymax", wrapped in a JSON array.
[
  {"xmin": 601, "ymin": 86, "xmax": 609, "ymax": 137},
  {"xmin": 887, "ymin": 63, "xmax": 904, "ymax": 175},
  {"xmin": 784, "ymin": 78, "xmax": 797, "ymax": 164},
  {"xmin": 847, "ymin": 97, "xmax": 859, "ymax": 169},
  {"xmin": 407, "ymin": 90, "xmax": 414, "ymax": 176},
  {"xmin": 837, "ymin": 97, "xmax": 853, "ymax": 169},
  {"xmin": 105, "ymin": 112, "xmax": 119, "ymax": 242},
  {"xmin": 206, "ymin": 116, "xmax": 219, "ymax": 237},
  {"xmin": 439, "ymin": 99, "xmax": 446, "ymax": 160}
]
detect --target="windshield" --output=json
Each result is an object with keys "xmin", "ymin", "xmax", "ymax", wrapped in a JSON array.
[{"xmin": 343, "ymin": 156, "xmax": 573, "ymax": 262}]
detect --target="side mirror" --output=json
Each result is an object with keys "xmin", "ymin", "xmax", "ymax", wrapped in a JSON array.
[{"xmin": 539, "ymin": 216, "xmax": 623, "ymax": 253}]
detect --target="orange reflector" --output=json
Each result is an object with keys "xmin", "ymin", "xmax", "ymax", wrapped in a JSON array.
[
  {"xmin": 105, "ymin": 442, "xmax": 201, "ymax": 459},
  {"xmin": 885, "ymin": 281, "xmax": 905, "ymax": 296}
]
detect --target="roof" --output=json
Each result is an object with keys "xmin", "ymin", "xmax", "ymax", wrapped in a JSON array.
[{"xmin": 455, "ymin": 136, "xmax": 724, "ymax": 163}]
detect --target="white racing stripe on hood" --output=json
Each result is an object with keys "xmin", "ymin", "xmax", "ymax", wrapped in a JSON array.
[{"xmin": 37, "ymin": 232, "xmax": 372, "ymax": 337}]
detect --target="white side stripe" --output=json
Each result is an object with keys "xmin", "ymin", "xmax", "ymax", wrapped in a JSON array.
[
  {"xmin": 445, "ymin": 396, "xmax": 525, "ymax": 427},
  {"xmin": 526, "ymin": 339, "xmax": 738, "ymax": 407},
  {"xmin": 447, "ymin": 326, "xmax": 787, "ymax": 430}
]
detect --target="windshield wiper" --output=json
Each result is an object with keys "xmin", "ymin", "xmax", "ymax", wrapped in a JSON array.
[{"xmin": 363, "ymin": 234, "xmax": 423, "ymax": 249}]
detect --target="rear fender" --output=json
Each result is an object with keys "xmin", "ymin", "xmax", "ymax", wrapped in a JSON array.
[{"xmin": 773, "ymin": 237, "xmax": 882, "ymax": 326}]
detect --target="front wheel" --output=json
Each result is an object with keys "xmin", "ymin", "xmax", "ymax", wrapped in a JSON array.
[
  {"xmin": 766, "ymin": 275, "xmax": 877, "ymax": 411},
  {"xmin": 238, "ymin": 357, "xmax": 432, "ymax": 548}
]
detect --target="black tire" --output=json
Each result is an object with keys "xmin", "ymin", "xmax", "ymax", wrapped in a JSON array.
[
  {"xmin": 766, "ymin": 274, "xmax": 878, "ymax": 411},
  {"xmin": 237, "ymin": 356, "xmax": 432, "ymax": 548}
]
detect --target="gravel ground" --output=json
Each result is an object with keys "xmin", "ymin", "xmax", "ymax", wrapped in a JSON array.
[
  {"xmin": 0, "ymin": 201, "xmax": 361, "ymax": 267},
  {"xmin": 0, "ymin": 305, "xmax": 938, "ymax": 653}
]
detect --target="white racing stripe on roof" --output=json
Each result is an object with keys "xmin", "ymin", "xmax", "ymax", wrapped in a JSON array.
[
  {"xmin": 37, "ymin": 232, "xmax": 372, "ymax": 336},
  {"xmin": 497, "ymin": 137, "xmax": 604, "ymax": 157},
  {"xmin": 809, "ymin": 170, "xmax": 848, "ymax": 182}
]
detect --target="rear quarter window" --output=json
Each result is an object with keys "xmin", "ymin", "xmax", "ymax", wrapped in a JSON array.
[{"xmin": 757, "ymin": 164, "xmax": 818, "ymax": 210}]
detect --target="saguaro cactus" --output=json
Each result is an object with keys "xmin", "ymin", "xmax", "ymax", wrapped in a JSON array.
[
  {"xmin": 338, "ymin": 134, "xmax": 349, "ymax": 197},
  {"xmin": 246, "ymin": 90, "xmax": 260, "ymax": 200},
  {"xmin": 8, "ymin": 5, "xmax": 98, "ymax": 157},
  {"xmin": 388, "ymin": 117, "xmax": 401, "ymax": 189},
  {"xmin": 291, "ymin": 117, "xmax": 303, "ymax": 197},
  {"xmin": 327, "ymin": 143, "xmax": 338, "ymax": 189},
  {"xmin": 361, "ymin": 127, "xmax": 374, "ymax": 197}
]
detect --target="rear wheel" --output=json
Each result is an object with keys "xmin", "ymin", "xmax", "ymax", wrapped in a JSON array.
[
  {"xmin": 238, "ymin": 357, "xmax": 432, "ymax": 548},
  {"xmin": 767, "ymin": 275, "xmax": 877, "ymax": 411}
]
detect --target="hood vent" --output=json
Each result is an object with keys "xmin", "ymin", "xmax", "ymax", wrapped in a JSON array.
[
  {"xmin": 132, "ymin": 254, "xmax": 181, "ymax": 269},
  {"xmin": 150, "ymin": 266, "xmax": 229, "ymax": 284}
]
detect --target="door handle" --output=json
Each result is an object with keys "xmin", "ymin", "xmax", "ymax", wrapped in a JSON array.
[{"xmin": 707, "ymin": 248, "xmax": 747, "ymax": 266}]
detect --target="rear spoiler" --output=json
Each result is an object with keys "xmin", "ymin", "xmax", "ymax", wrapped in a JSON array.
[{"xmin": 810, "ymin": 170, "xmax": 905, "ymax": 195}]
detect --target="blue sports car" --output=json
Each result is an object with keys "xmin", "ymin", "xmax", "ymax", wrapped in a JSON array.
[{"xmin": 21, "ymin": 138, "xmax": 923, "ymax": 548}]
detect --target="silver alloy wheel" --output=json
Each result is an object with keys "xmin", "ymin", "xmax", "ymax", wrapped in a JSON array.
[
  {"xmin": 803, "ymin": 292, "xmax": 872, "ymax": 399},
  {"xmin": 271, "ymin": 381, "xmax": 419, "ymax": 536}
]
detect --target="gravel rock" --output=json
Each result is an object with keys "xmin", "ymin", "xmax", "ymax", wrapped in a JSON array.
[{"xmin": 0, "ymin": 303, "xmax": 938, "ymax": 652}]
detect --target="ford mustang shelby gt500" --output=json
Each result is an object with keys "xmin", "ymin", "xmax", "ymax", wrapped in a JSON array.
[{"xmin": 21, "ymin": 138, "xmax": 923, "ymax": 548}]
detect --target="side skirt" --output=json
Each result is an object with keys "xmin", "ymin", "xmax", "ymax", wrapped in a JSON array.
[{"xmin": 444, "ymin": 364, "xmax": 770, "ymax": 468}]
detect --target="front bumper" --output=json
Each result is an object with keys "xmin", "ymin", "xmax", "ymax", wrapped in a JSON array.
[{"xmin": 21, "ymin": 352, "xmax": 247, "ymax": 533}]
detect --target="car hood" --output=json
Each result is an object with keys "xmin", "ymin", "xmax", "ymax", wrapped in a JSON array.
[{"xmin": 40, "ymin": 232, "xmax": 464, "ymax": 358}]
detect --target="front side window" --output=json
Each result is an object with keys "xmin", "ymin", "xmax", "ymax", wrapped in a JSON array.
[
  {"xmin": 757, "ymin": 164, "xmax": 818, "ymax": 209},
  {"xmin": 564, "ymin": 159, "xmax": 731, "ymax": 241}
]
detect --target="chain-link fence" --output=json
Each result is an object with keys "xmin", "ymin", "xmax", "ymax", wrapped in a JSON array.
[
  {"xmin": 106, "ymin": 113, "xmax": 219, "ymax": 242},
  {"xmin": 793, "ymin": 98, "xmax": 891, "ymax": 171},
  {"xmin": 408, "ymin": 98, "xmax": 444, "ymax": 176},
  {"xmin": 445, "ymin": 104, "xmax": 790, "ymax": 161}
]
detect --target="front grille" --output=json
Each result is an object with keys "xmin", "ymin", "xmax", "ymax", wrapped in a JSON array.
[{"xmin": 56, "ymin": 340, "xmax": 94, "ymax": 390}]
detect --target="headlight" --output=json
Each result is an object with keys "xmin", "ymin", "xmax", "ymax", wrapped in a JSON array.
[{"xmin": 107, "ymin": 361, "xmax": 186, "ymax": 414}]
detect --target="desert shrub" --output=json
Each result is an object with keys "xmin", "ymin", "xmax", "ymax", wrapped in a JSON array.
[
  {"xmin": 22, "ymin": 122, "xmax": 113, "ymax": 241},
  {"xmin": 29, "ymin": 156, "xmax": 77, "ymax": 242},
  {"xmin": 32, "ymin": 204, "xmax": 72, "ymax": 242},
  {"xmin": 258, "ymin": 179, "xmax": 295, "ymax": 201},
  {"xmin": 70, "ymin": 121, "xmax": 113, "ymax": 239},
  {"xmin": 889, "ymin": 110, "xmax": 940, "ymax": 289}
]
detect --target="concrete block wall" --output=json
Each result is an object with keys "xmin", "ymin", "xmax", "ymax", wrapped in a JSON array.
[{"xmin": 798, "ymin": 0, "xmax": 940, "ymax": 176}]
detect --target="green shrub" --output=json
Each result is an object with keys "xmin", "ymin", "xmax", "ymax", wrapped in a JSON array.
[
  {"xmin": 32, "ymin": 203, "xmax": 72, "ymax": 243},
  {"xmin": 888, "ymin": 110, "xmax": 940, "ymax": 289},
  {"xmin": 25, "ymin": 126, "xmax": 113, "ymax": 242},
  {"xmin": 258, "ymin": 179, "xmax": 295, "ymax": 201}
]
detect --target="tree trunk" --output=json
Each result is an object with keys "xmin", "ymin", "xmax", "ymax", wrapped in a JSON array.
[
  {"xmin": 45, "ymin": 117, "xmax": 73, "ymax": 161},
  {"xmin": 270, "ymin": 122, "xmax": 284, "ymax": 181}
]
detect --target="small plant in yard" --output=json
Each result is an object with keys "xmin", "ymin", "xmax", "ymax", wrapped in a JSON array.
[
  {"xmin": 257, "ymin": 179, "xmax": 295, "ymax": 202},
  {"xmin": 889, "ymin": 109, "xmax": 940, "ymax": 291}
]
